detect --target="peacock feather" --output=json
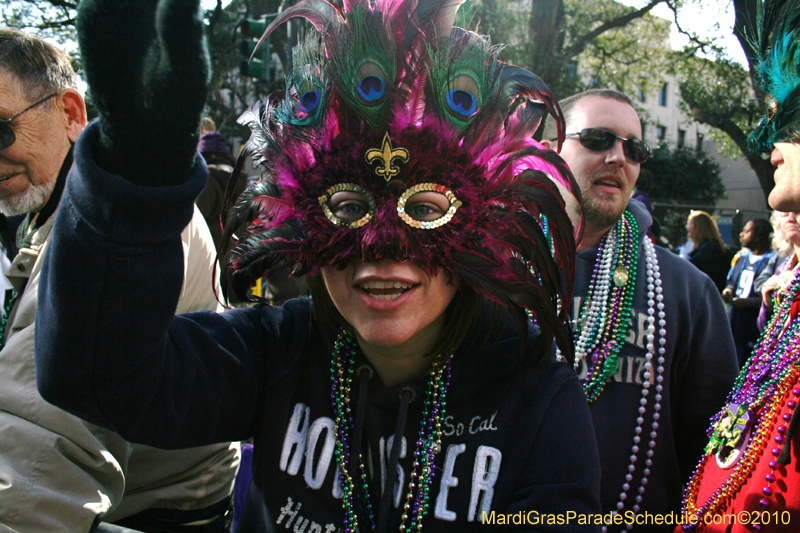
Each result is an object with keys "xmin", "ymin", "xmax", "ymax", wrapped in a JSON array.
[
  {"xmin": 325, "ymin": 6, "xmax": 398, "ymax": 131},
  {"xmin": 426, "ymin": 28, "xmax": 498, "ymax": 133},
  {"xmin": 275, "ymin": 32, "xmax": 330, "ymax": 138}
]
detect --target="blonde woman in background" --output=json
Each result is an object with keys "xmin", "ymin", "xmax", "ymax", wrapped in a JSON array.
[
  {"xmin": 759, "ymin": 211, "xmax": 800, "ymax": 331},
  {"xmin": 686, "ymin": 210, "xmax": 730, "ymax": 292}
]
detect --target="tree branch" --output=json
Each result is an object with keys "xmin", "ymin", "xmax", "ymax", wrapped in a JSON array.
[
  {"xmin": 687, "ymin": 103, "xmax": 775, "ymax": 197},
  {"xmin": 44, "ymin": 0, "xmax": 78, "ymax": 8},
  {"xmin": 563, "ymin": 0, "xmax": 666, "ymax": 59}
]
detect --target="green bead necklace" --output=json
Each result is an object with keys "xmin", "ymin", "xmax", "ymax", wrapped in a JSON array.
[
  {"xmin": 574, "ymin": 211, "xmax": 639, "ymax": 401},
  {"xmin": 330, "ymin": 332, "xmax": 451, "ymax": 532},
  {"xmin": 0, "ymin": 290, "xmax": 17, "ymax": 350}
]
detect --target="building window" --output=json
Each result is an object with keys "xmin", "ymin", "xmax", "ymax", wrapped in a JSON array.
[
  {"xmin": 696, "ymin": 132, "xmax": 704, "ymax": 153},
  {"xmin": 677, "ymin": 129, "xmax": 686, "ymax": 148},
  {"xmin": 639, "ymin": 89, "xmax": 646, "ymax": 103},
  {"xmin": 658, "ymin": 83, "xmax": 668, "ymax": 107},
  {"xmin": 566, "ymin": 61, "xmax": 578, "ymax": 78},
  {"xmin": 657, "ymin": 126, "xmax": 667, "ymax": 142}
]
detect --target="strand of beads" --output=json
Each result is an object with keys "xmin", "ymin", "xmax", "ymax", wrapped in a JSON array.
[
  {"xmin": 331, "ymin": 332, "xmax": 370, "ymax": 532},
  {"xmin": 757, "ymin": 380, "xmax": 800, "ymax": 530},
  {"xmin": 0, "ymin": 290, "xmax": 17, "ymax": 350},
  {"xmin": 574, "ymin": 223, "xmax": 616, "ymax": 360},
  {"xmin": 603, "ymin": 236, "xmax": 665, "ymax": 532},
  {"xmin": 525, "ymin": 214, "xmax": 555, "ymax": 326},
  {"xmin": 400, "ymin": 356, "xmax": 452, "ymax": 531},
  {"xmin": 331, "ymin": 331, "xmax": 451, "ymax": 533},
  {"xmin": 577, "ymin": 211, "xmax": 640, "ymax": 401},
  {"xmin": 539, "ymin": 213, "xmax": 555, "ymax": 257},
  {"xmin": 681, "ymin": 267, "xmax": 800, "ymax": 530}
]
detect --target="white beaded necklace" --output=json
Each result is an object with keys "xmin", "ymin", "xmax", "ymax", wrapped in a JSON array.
[
  {"xmin": 574, "ymin": 224, "xmax": 618, "ymax": 364},
  {"xmin": 606, "ymin": 236, "xmax": 665, "ymax": 531},
  {"xmin": 568, "ymin": 230, "xmax": 666, "ymax": 531}
]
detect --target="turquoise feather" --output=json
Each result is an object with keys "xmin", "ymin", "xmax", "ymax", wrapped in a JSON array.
[
  {"xmin": 748, "ymin": 0, "xmax": 800, "ymax": 153},
  {"xmin": 764, "ymin": 33, "xmax": 800, "ymax": 104}
]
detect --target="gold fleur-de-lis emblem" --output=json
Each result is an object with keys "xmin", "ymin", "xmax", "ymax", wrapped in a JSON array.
[{"xmin": 365, "ymin": 132, "xmax": 410, "ymax": 181}]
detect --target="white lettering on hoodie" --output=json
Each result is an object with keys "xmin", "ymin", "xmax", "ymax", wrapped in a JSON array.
[{"xmin": 278, "ymin": 403, "xmax": 503, "ymax": 524}]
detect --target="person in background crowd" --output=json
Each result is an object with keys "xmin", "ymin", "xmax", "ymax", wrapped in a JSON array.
[
  {"xmin": 686, "ymin": 210, "xmax": 730, "ymax": 293},
  {"xmin": 759, "ymin": 211, "xmax": 800, "ymax": 331},
  {"xmin": 722, "ymin": 218, "xmax": 776, "ymax": 365},
  {"xmin": 754, "ymin": 209, "xmax": 795, "ymax": 333},
  {"xmin": 0, "ymin": 27, "xmax": 239, "ymax": 532},
  {"xmin": 769, "ymin": 208, "xmax": 794, "ymax": 260},
  {"xmin": 631, "ymin": 169, "xmax": 668, "ymax": 248},
  {"xmin": 196, "ymin": 116, "xmax": 246, "ymax": 249},
  {"xmin": 678, "ymin": 1, "xmax": 800, "ymax": 529},
  {"xmin": 541, "ymin": 88, "xmax": 737, "ymax": 532},
  {"xmin": 32, "ymin": 0, "xmax": 602, "ymax": 531},
  {"xmin": 197, "ymin": 118, "xmax": 306, "ymax": 304}
]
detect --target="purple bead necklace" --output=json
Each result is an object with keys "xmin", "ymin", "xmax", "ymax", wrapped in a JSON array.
[
  {"xmin": 681, "ymin": 263, "xmax": 800, "ymax": 530},
  {"xmin": 573, "ymin": 211, "xmax": 639, "ymax": 401},
  {"xmin": 330, "ymin": 331, "xmax": 452, "ymax": 532}
]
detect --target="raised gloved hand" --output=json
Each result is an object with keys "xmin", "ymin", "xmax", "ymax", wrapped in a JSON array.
[{"xmin": 77, "ymin": 0, "xmax": 210, "ymax": 186}]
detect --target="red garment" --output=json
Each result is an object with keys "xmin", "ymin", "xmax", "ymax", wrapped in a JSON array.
[{"xmin": 678, "ymin": 381, "xmax": 800, "ymax": 532}]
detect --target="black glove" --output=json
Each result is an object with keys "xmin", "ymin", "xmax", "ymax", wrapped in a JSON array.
[{"xmin": 77, "ymin": 0, "xmax": 210, "ymax": 186}]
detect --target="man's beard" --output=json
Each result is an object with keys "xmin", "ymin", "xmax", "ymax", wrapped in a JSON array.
[
  {"xmin": 581, "ymin": 189, "xmax": 628, "ymax": 230},
  {"xmin": 0, "ymin": 180, "xmax": 56, "ymax": 217}
]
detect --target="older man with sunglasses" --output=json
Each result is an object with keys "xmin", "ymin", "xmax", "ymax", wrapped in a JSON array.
[
  {"xmin": 0, "ymin": 28, "xmax": 240, "ymax": 531},
  {"xmin": 541, "ymin": 89, "xmax": 738, "ymax": 531}
]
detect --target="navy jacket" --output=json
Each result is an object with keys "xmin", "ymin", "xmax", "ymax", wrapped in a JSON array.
[
  {"xmin": 35, "ymin": 122, "xmax": 602, "ymax": 532},
  {"xmin": 571, "ymin": 199, "xmax": 738, "ymax": 531}
]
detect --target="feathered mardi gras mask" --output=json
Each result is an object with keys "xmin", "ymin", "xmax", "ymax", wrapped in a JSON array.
[
  {"xmin": 221, "ymin": 0, "xmax": 583, "ymax": 354},
  {"xmin": 749, "ymin": 0, "xmax": 800, "ymax": 153}
]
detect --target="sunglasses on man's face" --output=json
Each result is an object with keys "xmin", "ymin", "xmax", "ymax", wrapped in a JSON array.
[
  {"xmin": 563, "ymin": 128, "xmax": 651, "ymax": 164},
  {"xmin": 0, "ymin": 92, "xmax": 59, "ymax": 151}
]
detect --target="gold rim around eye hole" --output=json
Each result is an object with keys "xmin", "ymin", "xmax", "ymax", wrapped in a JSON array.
[
  {"xmin": 396, "ymin": 183, "xmax": 463, "ymax": 229},
  {"xmin": 318, "ymin": 183, "xmax": 377, "ymax": 229}
]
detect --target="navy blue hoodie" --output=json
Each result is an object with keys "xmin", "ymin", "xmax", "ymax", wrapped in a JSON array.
[
  {"xmin": 35, "ymin": 123, "xmax": 602, "ymax": 532},
  {"xmin": 571, "ymin": 199, "xmax": 738, "ymax": 531}
]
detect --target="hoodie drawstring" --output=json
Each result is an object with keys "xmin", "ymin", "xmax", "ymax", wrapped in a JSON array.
[
  {"xmin": 350, "ymin": 365, "xmax": 373, "ymax": 469},
  {"xmin": 376, "ymin": 388, "xmax": 413, "ymax": 533}
]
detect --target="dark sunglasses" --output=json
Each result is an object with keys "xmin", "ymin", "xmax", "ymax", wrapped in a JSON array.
[
  {"xmin": 0, "ymin": 92, "xmax": 59, "ymax": 150},
  {"xmin": 563, "ymin": 128, "xmax": 651, "ymax": 163}
]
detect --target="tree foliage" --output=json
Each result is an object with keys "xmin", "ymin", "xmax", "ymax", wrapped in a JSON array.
[
  {"xmin": 672, "ymin": 52, "xmax": 775, "ymax": 197},
  {"xmin": 472, "ymin": 0, "xmax": 674, "ymax": 98},
  {"xmin": 642, "ymin": 143, "xmax": 725, "ymax": 205},
  {"xmin": 640, "ymin": 143, "xmax": 727, "ymax": 246},
  {"xmin": 2, "ymin": 0, "xmax": 78, "ymax": 46},
  {"xmin": 3, "ymin": 0, "xmax": 291, "ymax": 145},
  {"xmin": 5, "ymin": 0, "xmax": 776, "ymax": 202}
]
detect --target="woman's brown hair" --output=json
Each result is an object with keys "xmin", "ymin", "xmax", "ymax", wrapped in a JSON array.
[{"xmin": 689, "ymin": 210, "xmax": 726, "ymax": 251}]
